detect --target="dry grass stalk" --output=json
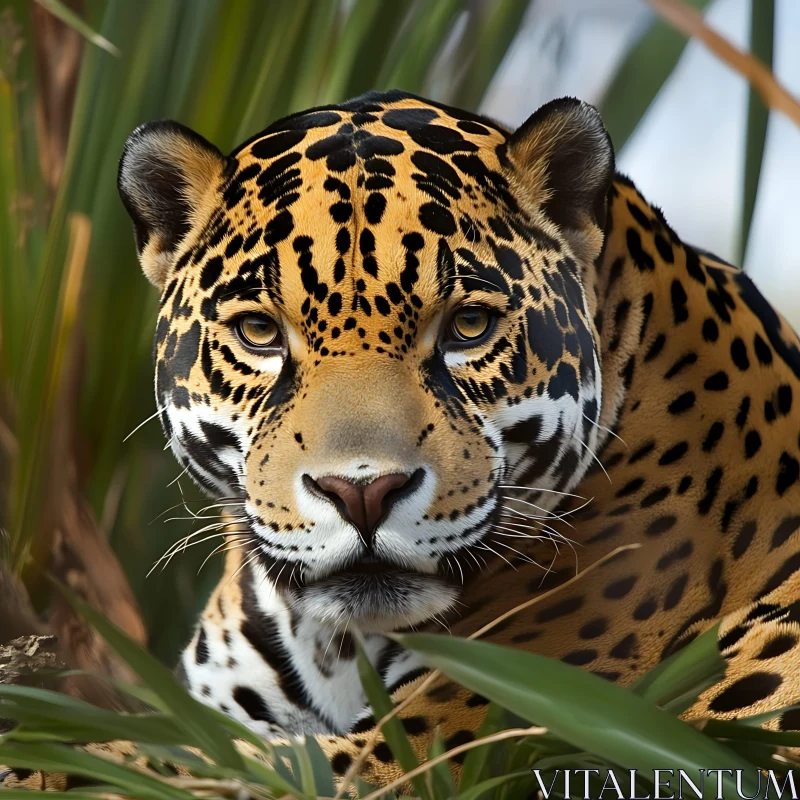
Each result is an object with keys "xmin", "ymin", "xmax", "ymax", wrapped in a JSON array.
[{"xmin": 648, "ymin": 0, "xmax": 800, "ymax": 128}]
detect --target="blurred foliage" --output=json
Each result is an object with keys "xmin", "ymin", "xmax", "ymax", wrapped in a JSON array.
[
  {"xmin": 598, "ymin": 0, "xmax": 713, "ymax": 152},
  {"xmin": 740, "ymin": 0, "xmax": 774, "ymax": 263}
]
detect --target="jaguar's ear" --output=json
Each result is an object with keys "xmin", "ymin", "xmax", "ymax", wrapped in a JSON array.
[
  {"xmin": 118, "ymin": 120, "xmax": 229, "ymax": 290},
  {"xmin": 508, "ymin": 98, "xmax": 614, "ymax": 259}
]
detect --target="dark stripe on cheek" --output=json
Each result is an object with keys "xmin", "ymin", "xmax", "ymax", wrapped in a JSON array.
[
  {"xmin": 240, "ymin": 562, "xmax": 313, "ymax": 712},
  {"xmin": 265, "ymin": 354, "xmax": 300, "ymax": 409}
]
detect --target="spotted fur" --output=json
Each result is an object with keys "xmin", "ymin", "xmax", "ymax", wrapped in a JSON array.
[{"xmin": 5, "ymin": 91, "xmax": 800, "ymax": 790}]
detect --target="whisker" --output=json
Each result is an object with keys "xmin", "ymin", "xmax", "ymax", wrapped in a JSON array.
[
  {"xmin": 475, "ymin": 542, "xmax": 515, "ymax": 570},
  {"xmin": 572, "ymin": 435, "xmax": 612, "ymax": 483},
  {"xmin": 123, "ymin": 405, "xmax": 167, "ymax": 442},
  {"xmin": 584, "ymin": 413, "xmax": 628, "ymax": 450},
  {"xmin": 167, "ymin": 463, "xmax": 192, "ymax": 488},
  {"xmin": 500, "ymin": 484, "xmax": 586, "ymax": 500},
  {"xmin": 487, "ymin": 537, "xmax": 550, "ymax": 570},
  {"xmin": 199, "ymin": 537, "xmax": 255, "ymax": 573}
]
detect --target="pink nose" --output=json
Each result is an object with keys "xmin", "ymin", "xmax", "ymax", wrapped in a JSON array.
[{"xmin": 308, "ymin": 472, "xmax": 418, "ymax": 543}]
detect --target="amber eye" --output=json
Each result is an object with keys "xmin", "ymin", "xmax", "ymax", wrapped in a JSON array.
[
  {"xmin": 236, "ymin": 314, "xmax": 281, "ymax": 350},
  {"xmin": 448, "ymin": 306, "xmax": 494, "ymax": 345}
]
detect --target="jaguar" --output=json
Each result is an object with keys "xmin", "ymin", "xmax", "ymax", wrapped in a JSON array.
[{"xmin": 4, "ymin": 90, "xmax": 800, "ymax": 792}]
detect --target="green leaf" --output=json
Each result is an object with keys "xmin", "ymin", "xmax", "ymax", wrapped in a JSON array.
[
  {"xmin": 302, "ymin": 735, "xmax": 337, "ymax": 798},
  {"xmin": 699, "ymin": 717, "xmax": 800, "ymax": 747},
  {"xmin": 739, "ymin": 0, "xmax": 775, "ymax": 265},
  {"xmin": 630, "ymin": 623, "xmax": 725, "ymax": 714},
  {"xmin": 453, "ymin": 0, "xmax": 530, "ymax": 109},
  {"xmin": 599, "ymin": 0, "xmax": 713, "ymax": 151},
  {"xmin": 458, "ymin": 770, "xmax": 532, "ymax": 800},
  {"xmin": 458, "ymin": 702, "xmax": 509, "ymax": 790},
  {"xmin": 354, "ymin": 633, "xmax": 430, "ymax": 800},
  {"xmin": 376, "ymin": 0, "xmax": 463, "ymax": 93},
  {"xmin": 0, "ymin": 792, "xmax": 103, "ymax": 800},
  {"xmin": 395, "ymin": 632, "xmax": 761, "ymax": 799},
  {"xmin": 425, "ymin": 729, "xmax": 456, "ymax": 798},
  {"xmin": 0, "ymin": 741, "xmax": 196, "ymax": 800},
  {"xmin": 33, "ymin": 0, "xmax": 120, "ymax": 55},
  {"xmin": 57, "ymin": 586, "xmax": 245, "ymax": 771}
]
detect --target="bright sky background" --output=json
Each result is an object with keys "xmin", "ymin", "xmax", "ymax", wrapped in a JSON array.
[{"xmin": 482, "ymin": 0, "xmax": 800, "ymax": 326}]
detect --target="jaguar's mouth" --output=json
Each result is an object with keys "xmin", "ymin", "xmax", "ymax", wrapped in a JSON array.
[{"xmin": 285, "ymin": 558, "xmax": 460, "ymax": 632}]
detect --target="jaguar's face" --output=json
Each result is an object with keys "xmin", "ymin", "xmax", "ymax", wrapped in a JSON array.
[{"xmin": 119, "ymin": 93, "xmax": 614, "ymax": 630}]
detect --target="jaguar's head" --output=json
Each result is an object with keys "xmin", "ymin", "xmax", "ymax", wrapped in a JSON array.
[{"xmin": 118, "ymin": 92, "xmax": 614, "ymax": 631}]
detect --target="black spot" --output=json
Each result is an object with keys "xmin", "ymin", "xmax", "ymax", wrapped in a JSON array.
[
  {"xmin": 744, "ymin": 430, "xmax": 761, "ymax": 459},
  {"xmin": 659, "ymin": 442, "xmax": 688, "ymax": 465},
  {"xmin": 604, "ymin": 575, "xmax": 637, "ymax": 599},
  {"xmin": 616, "ymin": 478, "xmax": 644, "ymax": 498},
  {"xmin": 609, "ymin": 633, "xmax": 638, "ymax": 659},
  {"xmin": 357, "ymin": 135, "xmax": 404, "ymax": 159},
  {"xmin": 730, "ymin": 338, "xmax": 749, "ymax": 371},
  {"xmin": 753, "ymin": 333, "xmax": 773, "ymax": 365},
  {"xmin": 668, "ymin": 391, "xmax": 695, "ymax": 414},
  {"xmin": 703, "ymin": 371, "xmax": 729, "ymax": 391},
  {"xmin": 772, "ymin": 516, "xmax": 800, "ymax": 550},
  {"xmin": 670, "ymin": 280, "xmax": 688, "ymax": 323},
  {"xmin": 780, "ymin": 709, "xmax": 800, "ymax": 731},
  {"xmin": 702, "ymin": 421, "xmax": 724, "ymax": 452},
  {"xmin": 365, "ymin": 193, "xmax": 387, "ymax": 224},
  {"xmin": 444, "ymin": 730, "xmax": 475, "ymax": 762},
  {"xmin": 735, "ymin": 396, "xmax": 750, "ymax": 428},
  {"xmin": 579, "ymin": 618, "xmax": 607, "ymax": 639},
  {"xmin": 382, "ymin": 107, "xmax": 439, "ymax": 130},
  {"xmin": 663, "ymin": 574, "xmax": 688, "ymax": 610},
  {"xmin": 419, "ymin": 202, "xmax": 456, "ymax": 236},
  {"xmin": 709, "ymin": 672, "xmax": 783, "ymax": 712},
  {"xmin": 626, "ymin": 228, "xmax": 654, "ymax": 271},
  {"xmin": 733, "ymin": 520, "xmax": 756, "ymax": 560},
  {"xmin": 547, "ymin": 362, "xmax": 579, "ymax": 401},
  {"xmin": 562, "ymin": 649, "xmax": 597, "ymax": 666},
  {"xmin": 647, "ymin": 515, "xmax": 677, "ymax": 536},
  {"xmin": 372, "ymin": 742, "xmax": 394, "ymax": 763},
  {"xmin": 195, "ymin": 627, "xmax": 209, "ymax": 664},
  {"xmin": 628, "ymin": 441, "xmax": 655, "ymax": 464},
  {"xmin": 657, "ymin": 539, "xmax": 693, "ymax": 570},
  {"xmin": 778, "ymin": 384, "xmax": 793, "ymax": 415},
  {"xmin": 641, "ymin": 486, "xmax": 670, "ymax": 507},
  {"xmin": 664, "ymin": 352, "xmax": 697, "ymax": 379},
  {"xmin": 654, "ymin": 235, "xmax": 674, "ymax": 263},
  {"xmin": 263, "ymin": 210, "xmax": 294, "ymax": 245},
  {"xmin": 633, "ymin": 598, "xmax": 657, "ymax": 620},
  {"xmin": 251, "ymin": 129, "xmax": 306, "ymax": 159},
  {"xmin": 200, "ymin": 256, "xmax": 224, "ymax": 290},
  {"xmin": 697, "ymin": 467, "xmax": 723, "ymax": 515},
  {"xmin": 645, "ymin": 333, "xmax": 666, "ymax": 361},
  {"xmin": 535, "ymin": 596, "xmax": 583, "ymax": 623},
  {"xmin": 233, "ymin": 686, "xmax": 278, "ymax": 723},
  {"xmin": 331, "ymin": 751, "xmax": 352, "ymax": 775},
  {"xmin": 776, "ymin": 452, "xmax": 799, "ymax": 495},
  {"xmin": 401, "ymin": 716, "xmax": 429, "ymax": 736},
  {"xmin": 702, "ymin": 318, "xmax": 719, "ymax": 342},
  {"xmin": 758, "ymin": 553, "xmax": 800, "ymax": 597},
  {"xmin": 756, "ymin": 634, "xmax": 798, "ymax": 660}
]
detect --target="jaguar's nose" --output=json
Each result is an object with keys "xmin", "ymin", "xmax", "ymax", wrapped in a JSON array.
[{"xmin": 304, "ymin": 470, "xmax": 423, "ymax": 545}]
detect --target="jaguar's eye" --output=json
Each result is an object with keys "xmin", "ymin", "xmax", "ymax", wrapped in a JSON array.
[
  {"xmin": 447, "ymin": 306, "xmax": 494, "ymax": 345},
  {"xmin": 236, "ymin": 314, "xmax": 281, "ymax": 350}
]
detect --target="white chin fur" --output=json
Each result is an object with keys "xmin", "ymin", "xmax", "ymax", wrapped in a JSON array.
[{"xmin": 285, "ymin": 573, "xmax": 459, "ymax": 634}]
